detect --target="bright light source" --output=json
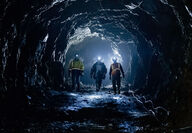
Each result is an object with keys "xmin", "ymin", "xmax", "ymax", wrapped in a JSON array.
[
  {"xmin": 75, "ymin": 54, "xmax": 79, "ymax": 57},
  {"xmin": 97, "ymin": 56, "xmax": 101, "ymax": 61},
  {"xmin": 112, "ymin": 57, "xmax": 117, "ymax": 62}
]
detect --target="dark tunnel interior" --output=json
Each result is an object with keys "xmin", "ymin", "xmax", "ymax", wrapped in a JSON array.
[{"xmin": 0, "ymin": 0, "xmax": 192, "ymax": 132}]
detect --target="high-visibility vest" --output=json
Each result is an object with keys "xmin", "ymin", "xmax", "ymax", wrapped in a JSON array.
[
  {"xmin": 111, "ymin": 63, "xmax": 121, "ymax": 75},
  {"xmin": 69, "ymin": 59, "xmax": 84, "ymax": 71}
]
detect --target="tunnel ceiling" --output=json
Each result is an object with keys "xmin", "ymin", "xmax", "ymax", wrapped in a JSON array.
[{"xmin": 0, "ymin": 0, "xmax": 192, "ymax": 110}]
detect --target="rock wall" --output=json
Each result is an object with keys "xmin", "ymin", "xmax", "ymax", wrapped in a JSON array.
[{"xmin": 0, "ymin": 0, "xmax": 191, "ymax": 125}]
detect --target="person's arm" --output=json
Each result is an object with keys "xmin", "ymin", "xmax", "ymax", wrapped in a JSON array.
[
  {"xmin": 120, "ymin": 64, "xmax": 125, "ymax": 78},
  {"xmin": 101, "ymin": 63, "xmax": 107, "ymax": 79},
  {"xmin": 103, "ymin": 63, "xmax": 107, "ymax": 74},
  {"xmin": 68, "ymin": 61, "xmax": 72, "ymax": 77},
  {"xmin": 109, "ymin": 65, "xmax": 112, "ymax": 79},
  {"xmin": 90, "ymin": 63, "xmax": 96, "ymax": 78},
  {"xmin": 90, "ymin": 64, "xmax": 94, "ymax": 78},
  {"xmin": 80, "ymin": 61, "xmax": 84, "ymax": 71},
  {"xmin": 69, "ymin": 61, "xmax": 72, "ymax": 70}
]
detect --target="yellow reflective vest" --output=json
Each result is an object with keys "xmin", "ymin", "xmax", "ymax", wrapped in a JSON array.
[{"xmin": 69, "ymin": 59, "xmax": 84, "ymax": 71}]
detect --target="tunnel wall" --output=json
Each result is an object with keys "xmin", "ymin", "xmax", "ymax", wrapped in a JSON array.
[{"xmin": 0, "ymin": 0, "xmax": 192, "ymax": 122}]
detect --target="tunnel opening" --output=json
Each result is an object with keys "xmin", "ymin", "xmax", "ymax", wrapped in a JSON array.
[
  {"xmin": 64, "ymin": 29, "xmax": 140, "ymax": 88},
  {"xmin": 65, "ymin": 36, "xmax": 117, "ymax": 86},
  {"xmin": 0, "ymin": 0, "xmax": 192, "ymax": 132},
  {"xmin": 61, "ymin": 23, "xmax": 154, "ymax": 93}
]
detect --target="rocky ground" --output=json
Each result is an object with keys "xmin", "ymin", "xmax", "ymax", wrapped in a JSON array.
[{"xmin": 0, "ymin": 86, "xmax": 189, "ymax": 133}]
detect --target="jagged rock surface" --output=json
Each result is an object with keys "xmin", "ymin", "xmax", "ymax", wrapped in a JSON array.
[{"xmin": 0, "ymin": 0, "xmax": 192, "ymax": 132}]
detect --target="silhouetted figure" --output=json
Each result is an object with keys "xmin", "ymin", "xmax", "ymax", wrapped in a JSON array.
[
  {"xmin": 109, "ymin": 57, "xmax": 124, "ymax": 94},
  {"xmin": 90, "ymin": 57, "xmax": 107, "ymax": 91},
  {"xmin": 69, "ymin": 54, "xmax": 84, "ymax": 91}
]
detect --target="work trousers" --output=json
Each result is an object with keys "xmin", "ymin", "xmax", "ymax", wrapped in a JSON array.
[
  {"xmin": 96, "ymin": 78, "xmax": 102, "ymax": 91},
  {"xmin": 71, "ymin": 70, "xmax": 81, "ymax": 90},
  {"xmin": 112, "ymin": 75, "xmax": 121, "ymax": 94}
]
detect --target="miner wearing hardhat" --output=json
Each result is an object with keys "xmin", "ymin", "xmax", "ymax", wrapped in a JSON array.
[
  {"xmin": 90, "ymin": 56, "xmax": 107, "ymax": 91},
  {"xmin": 69, "ymin": 54, "xmax": 84, "ymax": 91},
  {"xmin": 109, "ymin": 57, "xmax": 124, "ymax": 94}
]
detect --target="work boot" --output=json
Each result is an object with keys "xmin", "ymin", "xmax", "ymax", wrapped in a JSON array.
[
  {"xmin": 72, "ymin": 84, "xmax": 74, "ymax": 88},
  {"xmin": 96, "ymin": 84, "xmax": 99, "ymax": 92},
  {"xmin": 114, "ymin": 88, "xmax": 116, "ymax": 94},
  {"xmin": 76, "ymin": 85, "xmax": 80, "ymax": 92},
  {"xmin": 76, "ymin": 88, "xmax": 80, "ymax": 92}
]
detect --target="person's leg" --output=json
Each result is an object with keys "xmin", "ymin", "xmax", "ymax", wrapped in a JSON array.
[
  {"xmin": 76, "ymin": 74, "xmax": 80, "ymax": 91},
  {"xmin": 96, "ymin": 82, "xmax": 99, "ymax": 91},
  {"xmin": 71, "ymin": 71, "xmax": 75, "ymax": 90},
  {"xmin": 96, "ymin": 77, "xmax": 99, "ymax": 91},
  {"xmin": 117, "ymin": 76, "xmax": 121, "ymax": 94},
  {"xmin": 98, "ymin": 79, "xmax": 102, "ymax": 91},
  {"xmin": 112, "ymin": 77, "xmax": 116, "ymax": 94}
]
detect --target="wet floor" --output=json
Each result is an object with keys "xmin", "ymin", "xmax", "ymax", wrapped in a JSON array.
[{"xmin": 1, "ymin": 87, "xmax": 168, "ymax": 133}]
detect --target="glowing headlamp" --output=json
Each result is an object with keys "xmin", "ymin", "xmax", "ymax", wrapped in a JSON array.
[
  {"xmin": 112, "ymin": 57, "xmax": 117, "ymax": 62},
  {"xmin": 97, "ymin": 56, "xmax": 101, "ymax": 61},
  {"xmin": 75, "ymin": 54, "xmax": 79, "ymax": 57}
]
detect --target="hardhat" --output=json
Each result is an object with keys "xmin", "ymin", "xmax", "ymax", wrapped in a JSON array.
[
  {"xmin": 97, "ymin": 56, "xmax": 101, "ymax": 61},
  {"xmin": 75, "ymin": 54, "xmax": 79, "ymax": 58},
  {"xmin": 112, "ymin": 57, "xmax": 117, "ymax": 62},
  {"xmin": 74, "ymin": 54, "xmax": 79, "ymax": 59}
]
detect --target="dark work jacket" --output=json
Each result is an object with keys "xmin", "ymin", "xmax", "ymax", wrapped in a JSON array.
[{"xmin": 90, "ymin": 61, "xmax": 107, "ymax": 79}]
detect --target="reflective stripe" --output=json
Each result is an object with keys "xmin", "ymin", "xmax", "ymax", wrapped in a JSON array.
[
  {"xmin": 69, "ymin": 68, "xmax": 84, "ymax": 71},
  {"xmin": 70, "ymin": 59, "xmax": 84, "ymax": 70}
]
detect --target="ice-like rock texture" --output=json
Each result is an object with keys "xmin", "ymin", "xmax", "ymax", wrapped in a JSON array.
[{"xmin": 0, "ymin": 0, "xmax": 192, "ymax": 132}]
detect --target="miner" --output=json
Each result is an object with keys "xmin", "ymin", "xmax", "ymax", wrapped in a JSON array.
[
  {"xmin": 90, "ymin": 56, "xmax": 107, "ymax": 91},
  {"xmin": 109, "ymin": 57, "xmax": 124, "ymax": 94},
  {"xmin": 68, "ymin": 54, "xmax": 84, "ymax": 91}
]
